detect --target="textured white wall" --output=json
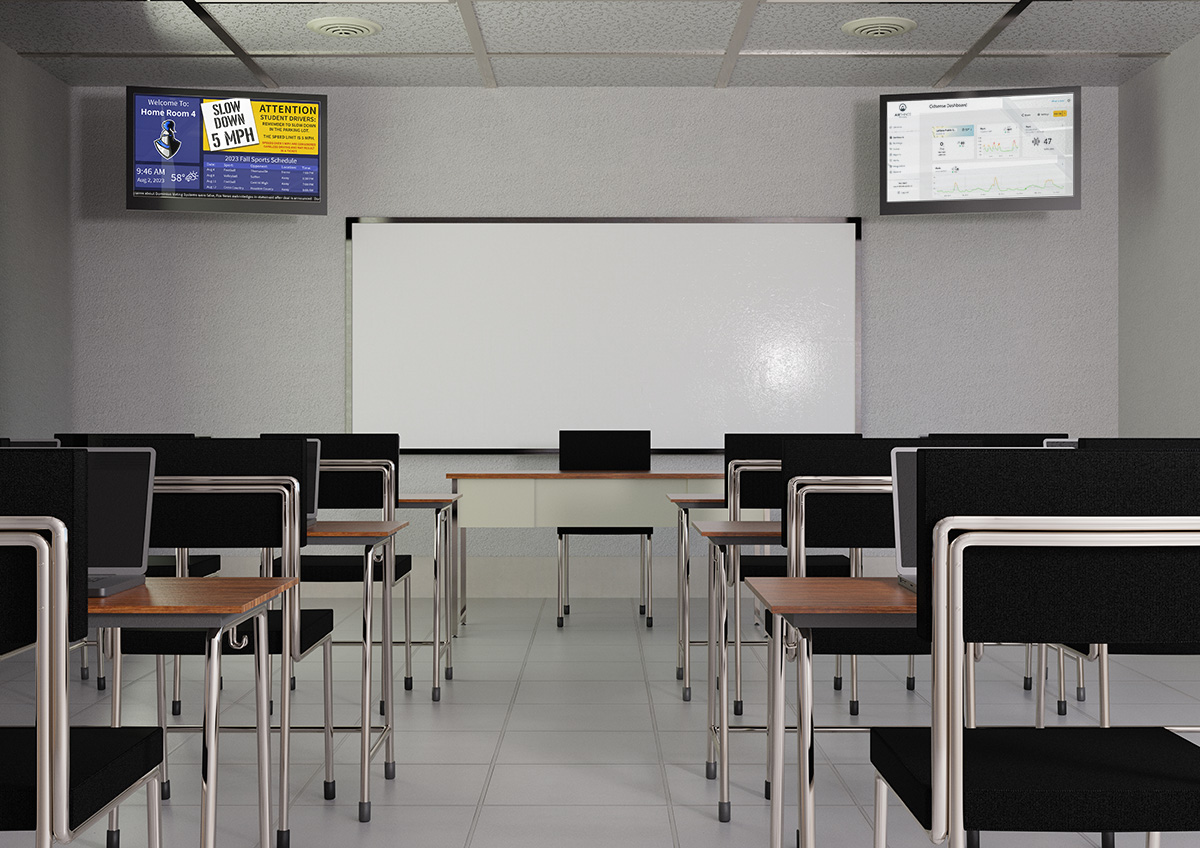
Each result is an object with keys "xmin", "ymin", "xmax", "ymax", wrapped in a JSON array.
[
  {"xmin": 1119, "ymin": 35, "xmax": 1200, "ymax": 436},
  {"xmin": 0, "ymin": 44, "xmax": 71, "ymax": 436}
]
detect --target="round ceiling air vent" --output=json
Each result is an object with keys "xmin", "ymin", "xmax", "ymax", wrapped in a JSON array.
[
  {"xmin": 306, "ymin": 17, "xmax": 382, "ymax": 38},
  {"xmin": 841, "ymin": 17, "xmax": 917, "ymax": 38}
]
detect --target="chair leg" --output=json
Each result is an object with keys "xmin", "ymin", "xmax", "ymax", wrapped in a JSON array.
[
  {"xmin": 155, "ymin": 655, "xmax": 171, "ymax": 799},
  {"xmin": 1056, "ymin": 646, "xmax": 1068, "ymax": 715},
  {"xmin": 906, "ymin": 654, "xmax": 916, "ymax": 690},
  {"xmin": 80, "ymin": 633, "xmax": 90, "ymax": 680},
  {"xmin": 107, "ymin": 628, "xmax": 123, "ymax": 848},
  {"xmin": 323, "ymin": 638, "xmax": 336, "ymax": 799},
  {"xmin": 849, "ymin": 654, "xmax": 860, "ymax": 716},
  {"xmin": 403, "ymin": 575, "xmax": 413, "ymax": 691},
  {"xmin": 557, "ymin": 534, "xmax": 566, "ymax": 627},
  {"xmin": 1146, "ymin": 833, "xmax": 1161, "ymax": 848},
  {"xmin": 733, "ymin": 555, "xmax": 742, "ymax": 715},
  {"xmin": 873, "ymin": 772, "xmax": 888, "ymax": 848},
  {"xmin": 644, "ymin": 535, "xmax": 653, "ymax": 628},
  {"xmin": 172, "ymin": 653, "xmax": 182, "ymax": 715},
  {"xmin": 97, "ymin": 627, "xmax": 107, "ymax": 690},
  {"xmin": 146, "ymin": 774, "xmax": 163, "ymax": 848},
  {"xmin": 639, "ymin": 536, "xmax": 646, "ymax": 615},
  {"xmin": 1035, "ymin": 644, "xmax": 1048, "ymax": 728},
  {"xmin": 1023, "ymin": 643, "xmax": 1034, "ymax": 690},
  {"xmin": 1076, "ymin": 653, "xmax": 1086, "ymax": 701},
  {"xmin": 834, "ymin": 654, "xmax": 842, "ymax": 690}
]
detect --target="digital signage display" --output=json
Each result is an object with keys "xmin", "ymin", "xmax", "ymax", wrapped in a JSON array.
[{"xmin": 126, "ymin": 86, "xmax": 327, "ymax": 215}]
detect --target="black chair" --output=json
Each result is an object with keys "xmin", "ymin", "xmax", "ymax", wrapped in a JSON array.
[
  {"xmin": 94, "ymin": 436, "xmax": 335, "ymax": 846},
  {"xmin": 873, "ymin": 446, "xmax": 1200, "ymax": 848},
  {"xmin": 722, "ymin": 433, "xmax": 856, "ymax": 716},
  {"xmin": 556, "ymin": 430, "xmax": 655, "ymax": 627},
  {"xmin": 263, "ymin": 432, "xmax": 413, "ymax": 699},
  {"xmin": 0, "ymin": 448, "xmax": 165, "ymax": 846}
]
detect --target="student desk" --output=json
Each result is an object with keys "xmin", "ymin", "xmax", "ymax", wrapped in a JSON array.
[
  {"xmin": 744, "ymin": 576, "xmax": 916, "ymax": 848},
  {"xmin": 447, "ymin": 470, "xmax": 723, "ymax": 615},
  {"xmin": 304, "ymin": 519, "xmax": 408, "ymax": 822},
  {"xmin": 90, "ymin": 576, "xmax": 296, "ymax": 848}
]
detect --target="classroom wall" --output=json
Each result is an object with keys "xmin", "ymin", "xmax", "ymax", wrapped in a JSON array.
[
  {"xmin": 0, "ymin": 43, "xmax": 71, "ymax": 436},
  {"xmin": 1118, "ymin": 30, "xmax": 1200, "ymax": 436}
]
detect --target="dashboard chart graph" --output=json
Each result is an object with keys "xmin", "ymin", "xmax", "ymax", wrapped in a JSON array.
[{"xmin": 932, "ymin": 162, "xmax": 1070, "ymax": 200}]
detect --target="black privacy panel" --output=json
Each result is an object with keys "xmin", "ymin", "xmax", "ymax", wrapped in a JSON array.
[
  {"xmin": 559, "ymin": 430, "xmax": 651, "ymax": 472},
  {"xmin": 724, "ymin": 433, "xmax": 860, "ymax": 511},
  {"xmin": 915, "ymin": 448, "xmax": 1200, "ymax": 644},
  {"xmin": 263, "ymin": 433, "xmax": 399, "ymax": 510},
  {"xmin": 96, "ymin": 437, "xmax": 308, "ymax": 548},
  {"xmin": 0, "ymin": 449, "xmax": 89, "ymax": 653}
]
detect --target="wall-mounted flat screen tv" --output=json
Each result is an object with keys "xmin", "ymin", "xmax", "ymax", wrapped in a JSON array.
[
  {"xmin": 880, "ymin": 86, "xmax": 1080, "ymax": 215},
  {"xmin": 126, "ymin": 86, "xmax": 327, "ymax": 215}
]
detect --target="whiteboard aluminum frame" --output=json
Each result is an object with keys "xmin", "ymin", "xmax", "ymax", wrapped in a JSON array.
[{"xmin": 344, "ymin": 216, "xmax": 862, "ymax": 449}]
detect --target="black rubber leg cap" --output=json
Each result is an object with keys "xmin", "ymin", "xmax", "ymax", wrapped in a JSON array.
[
  {"xmin": 1077, "ymin": 686, "xmax": 1086, "ymax": 702},
  {"xmin": 290, "ymin": 676, "xmax": 296, "ymax": 691},
  {"xmin": 967, "ymin": 831, "xmax": 980, "ymax": 848},
  {"xmin": 639, "ymin": 604, "xmax": 646, "ymax": 615},
  {"xmin": 324, "ymin": 780, "xmax": 336, "ymax": 800},
  {"xmin": 718, "ymin": 801, "xmax": 731, "ymax": 823},
  {"xmin": 1057, "ymin": 700, "xmax": 1067, "ymax": 716},
  {"xmin": 676, "ymin": 666, "xmax": 684, "ymax": 680},
  {"xmin": 359, "ymin": 801, "xmax": 371, "ymax": 823},
  {"xmin": 98, "ymin": 677, "xmax": 107, "ymax": 692},
  {"xmin": 646, "ymin": 617, "xmax": 653, "ymax": 628},
  {"xmin": 404, "ymin": 677, "xmax": 413, "ymax": 691},
  {"xmin": 706, "ymin": 761, "xmax": 717, "ymax": 780},
  {"xmin": 270, "ymin": 700, "xmax": 274, "ymax": 716},
  {"xmin": 849, "ymin": 700, "xmax": 859, "ymax": 716},
  {"xmin": 733, "ymin": 700, "xmax": 743, "ymax": 716},
  {"xmin": 682, "ymin": 687, "xmax": 691, "ymax": 702},
  {"xmin": 219, "ymin": 675, "xmax": 223, "ymax": 690},
  {"xmin": 832, "ymin": 676, "xmax": 842, "ymax": 691},
  {"xmin": 557, "ymin": 617, "xmax": 564, "ymax": 628},
  {"xmin": 384, "ymin": 761, "xmax": 396, "ymax": 780},
  {"xmin": 432, "ymin": 687, "xmax": 441, "ymax": 702},
  {"xmin": 107, "ymin": 829, "xmax": 119, "ymax": 848},
  {"xmin": 446, "ymin": 667, "xmax": 453, "ymax": 680},
  {"xmin": 171, "ymin": 699, "xmax": 180, "ymax": 716},
  {"xmin": 81, "ymin": 667, "xmax": 90, "ymax": 681},
  {"xmin": 277, "ymin": 829, "xmax": 290, "ymax": 848},
  {"xmin": 906, "ymin": 676, "xmax": 916, "ymax": 691},
  {"xmin": 764, "ymin": 780, "xmax": 771, "ymax": 800},
  {"xmin": 161, "ymin": 780, "xmax": 171, "ymax": 801},
  {"xmin": 563, "ymin": 604, "xmax": 570, "ymax": 615},
  {"xmin": 1102, "ymin": 832, "xmax": 1116, "ymax": 848},
  {"xmin": 1023, "ymin": 676, "xmax": 1033, "ymax": 691},
  {"xmin": 380, "ymin": 699, "xmax": 385, "ymax": 716}
]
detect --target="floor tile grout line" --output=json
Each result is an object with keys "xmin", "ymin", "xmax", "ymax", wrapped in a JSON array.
[
  {"xmin": 635, "ymin": 596, "xmax": 682, "ymax": 848},
  {"xmin": 462, "ymin": 597, "xmax": 546, "ymax": 848}
]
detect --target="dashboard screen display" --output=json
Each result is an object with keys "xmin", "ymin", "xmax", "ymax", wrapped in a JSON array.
[
  {"xmin": 880, "ymin": 86, "xmax": 1080, "ymax": 215},
  {"xmin": 127, "ymin": 86, "xmax": 327, "ymax": 215}
]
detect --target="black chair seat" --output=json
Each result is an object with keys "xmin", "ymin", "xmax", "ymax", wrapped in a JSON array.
[
  {"xmin": 872, "ymin": 725, "xmax": 1200, "ymax": 833},
  {"xmin": 740, "ymin": 554, "xmax": 848, "ymax": 580},
  {"xmin": 273, "ymin": 554, "xmax": 412, "ymax": 584},
  {"xmin": 0, "ymin": 725, "xmax": 163, "ymax": 832},
  {"xmin": 1064, "ymin": 641, "xmax": 1200, "ymax": 655},
  {"xmin": 557, "ymin": 526, "xmax": 653, "ymax": 536},
  {"xmin": 119, "ymin": 608, "xmax": 334, "ymax": 657},
  {"xmin": 145, "ymin": 554, "xmax": 221, "ymax": 578}
]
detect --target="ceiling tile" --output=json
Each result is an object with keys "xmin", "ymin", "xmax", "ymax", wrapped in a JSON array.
[
  {"xmin": 744, "ymin": 3, "xmax": 1009, "ymax": 53},
  {"xmin": 205, "ymin": 2, "xmax": 472, "ymax": 54},
  {"xmin": 491, "ymin": 55, "xmax": 723, "ymax": 86},
  {"xmin": 990, "ymin": 1, "xmax": 1200, "ymax": 53},
  {"xmin": 258, "ymin": 56, "xmax": 483, "ymax": 86},
  {"xmin": 730, "ymin": 54, "xmax": 951, "ymax": 87},
  {"xmin": 476, "ymin": 2, "xmax": 740, "ymax": 54},
  {"xmin": 0, "ymin": 1, "xmax": 227, "ymax": 54},
  {"xmin": 25, "ymin": 57, "xmax": 259, "ymax": 88},
  {"xmin": 954, "ymin": 55, "xmax": 1162, "ymax": 89}
]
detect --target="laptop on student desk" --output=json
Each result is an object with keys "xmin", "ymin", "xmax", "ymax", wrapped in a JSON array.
[{"xmin": 86, "ymin": 447, "xmax": 156, "ymax": 597}]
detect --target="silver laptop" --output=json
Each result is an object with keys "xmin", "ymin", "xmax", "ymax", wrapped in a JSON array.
[{"xmin": 86, "ymin": 447, "xmax": 156, "ymax": 597}]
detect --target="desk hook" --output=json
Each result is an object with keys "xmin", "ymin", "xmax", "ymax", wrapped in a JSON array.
[{"xmin": 226, "ymin": 629, "xmax": 250, "ymax": 650}]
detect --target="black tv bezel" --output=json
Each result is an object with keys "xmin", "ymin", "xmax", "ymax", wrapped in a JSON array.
[
  {"xmin": 126, "ymin": 85, "xmax": 328, "ymax": 216},
  {"xmin": 879, "ymin": 85, "xmax": 1081, "ymax": 216}
]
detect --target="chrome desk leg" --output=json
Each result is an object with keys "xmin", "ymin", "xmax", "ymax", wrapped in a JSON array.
[
  {"xmin": 255, "ymin": 612, "xmax": 272, "ymax": 848},
  {"xmin": 733, "ymin": 548, "xmax": 743, "ymax": 716},
  {"xmin": 107, "ymin": 628, "xmax": 123, "ymax": 845},
  {"xmin": 677, "ymin": 507, "xmax": 688, "ymax": 691},
  {"xmin": 639, "ymin": 535, "xmax": 647, "ymax": 615},
  {"xmin": 449, "ymin": 500, "xmax": 460, "ymax": 637},
  {"xmin": 1098, "ymin": 644, "xmax": 1110, "ymax": 728},
  {"xmin": 563, "ymin": 535, "xmax": 571, "ymax": 615},
  {"xmin": 705, "ymin": 543, "xmax": 718, "ymax": 781},
  {"xmin": 797, "ymin": 628, "xmax": 815, "ymax": 848},
  {"xmin": 1035, "ymin": 643, "xmax": 1047, "ymax": 728},
  {"xmin": 155, "ymin": 654, "xmax": 171, "ymax": 799},
  {"xmin": 201, "ymin": 628, "xmax": 222, "ymax": 848},
  {"xmin": 1024, "ymin": 643, "xmax": 1034, "ymax": 690},
  {"xmin": 965, "ymin": 643, "xmax": 977, "ymax": 728},
  {"xmin": 432, "ymin": 510, "xmax": 443, "ymax": 701},
  {"xmin": 80, "ymin": 631, "xmax": 90, "ymax": 680},
  {"xmin": 443, "ymin": 510, "xmax": 453, "ymax": 678},
  {"xmin": 323, "ymin": 639, "xmax": 335, "ymax": 799},
  {"xmin": 403, "ymin": 573, "xmax": 413, "ymax": 691},
  {"xmin": 644, "ymin": 534, "xmax": 653, "ymax": 628},
  {"xmin": 717, "ymin": 545, "xmax": 731, "ymax": 822},
  {"xmin": 277, "ymin": 590, "xmax": 293, "ymax": 848},
  {"xmin": 359, "ymin": 544, "xmax": 375, "ymax": 822},
  {"xmin": 96, "ymin": 627, "xmax": 107, "ymax": 691},
  {"xmin": 873, "ymin": 773, "xmax": 889, "ymax": 848},
  {"xmin": 146, "ymin": 772, "xmax": 163, "ymax": 848},
  {"xmin": 557, "ymin": 534, "xmax": 566, "ymax": 627},
  {"xmin": 382, "ymin": 539, "xmax": 396, "ymax": 777},
  {"xmin": 1056, "ymin": 645, "xmax": 1068, "ymax": 715},
  {"xmin": 768, "ymin": 612, "xmax": 786, "ymax": 848},
  {"xmin": 1076, "ymin": 653, "xmax": 1086, "ymax": 702}
]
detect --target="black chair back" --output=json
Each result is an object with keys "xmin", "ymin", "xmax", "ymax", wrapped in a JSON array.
[
  {"xmin": 263, "ymin": 433, "xmax": 399, "ymax": 510},
  {"xmin": 0, "ymin": 449, "xmax": 89, "ymax": 654},
  {"xmin": 724, "ymin": 433, "xmax": 860, "ymax": 511},
  {"xmin": 913, "ymin": 447, "xmax": 1200, "ymax": 645},
  {"xmin": 91, "ymin": 437, "xmax": 311, "ymax": 547},
  {"xmin": 559, "ymin": 430, "xmax": 650, "ymax": 472},
  {"xmin": 925, "ymin": 433, "xmax": 1067, "ymax": 446},
  {"xmin": 55, "ymin": 433, "xmax": 194, "ymax": 447}
]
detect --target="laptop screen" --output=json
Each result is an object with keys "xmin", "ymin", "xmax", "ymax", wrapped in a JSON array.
[{"xmin": 87, "ymin": 448, "xmax": 155, "ymax": 577}]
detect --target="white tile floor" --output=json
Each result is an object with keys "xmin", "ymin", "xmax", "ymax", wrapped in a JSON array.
[{"xmin": 4, "ymin": 594, "xmax": 1200, "ymax": 847}]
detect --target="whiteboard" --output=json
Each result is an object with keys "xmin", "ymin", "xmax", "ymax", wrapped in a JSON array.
[{"xmin": 350, "ymin": 219, "xmax": 858, "ymax": 448}]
